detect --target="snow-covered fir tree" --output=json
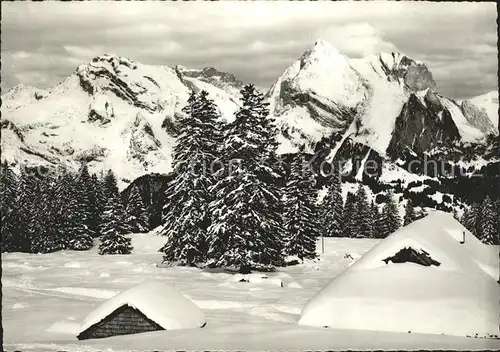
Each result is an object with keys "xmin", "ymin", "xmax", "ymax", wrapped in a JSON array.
[
  {"xmin": 88, "ymin": 173, "xmax": 106, "ymax": 237},
  {"xmin": 320, "ymin": 169, "xmax": 343, "ymax": 237},
  {"xmin": 470, "ymin": 202, "xmax": 482, "ymax": 237},
  {"xmin": 479, "ymin": 196, "xmax": 498, "ymax": 245},
  {"xmin": 50, "ymin": 171, "xmax": 78, "ymax": 250},
  {"xmin": 379, "ymin": 191, "xmax": 401, "ymax": 238},
  {"xmin": 99, "ymin": 197, "xmax": 133, "ymax": 255},
  {"xmin": 207, "ymin": 84, "xmax": 284, "ymax": 273},
  {"xmin": 354, "ymin": 185, "xmax": 372, "ymax": 238},
  {"xmin": 342, "ymin": 192, "xmax": 357, "ymax": 238},
  {"xmin": 1, "ymin": 163, "xmax": 19, "ymax": 252},
  {"xmin": 159, "ymin": 90, "xmax": 222, "ymax": 266},
  {"xmin": 125, "ymin": 185, "xmax": 149, "ymax": 233},
  {"xmin": 370, "ymin": 201, "xmax": 383, "ymax": 237},
  {"xmin": 403, "ymin": 199, "xmax": 417, "ymax": 226},
  {"xmin": 67, "ymin": 164, "xmax": 95, "ymax": 250},
  {"xmin": 103, "ymin": 169, "xmax": 119, "ymax": 197},
  {"xmin": 283, "ymin": 150, "xmax": 319, "ymax": 260},
  {"xmin": 77, "ymin": 164, "xmax": 97, "ymax": 237},
  {"xmin": 30, "ymin": 176, "xmax": 63, "ymax": 253},
  {"xmin": 461, "ymin": 203, "xmax": 479, "ymax": 237},
  {"xmin": 16, "ymin": 168, "xmax": 42, "ymax": 252}
]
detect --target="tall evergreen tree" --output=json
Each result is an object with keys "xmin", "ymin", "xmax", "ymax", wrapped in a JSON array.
[
  {"xmin": 379, "ymin": 192, "xmax": 401, "ymax": 238},
  {"xmin": 29, "ymin": 176, "xmax": 63, "ymax": 253},
  {"xmin": 321, "ymin": 169, "xmax": 343, "ymax": 238},
  {"xmin": 403, "ymin": 199, "xmax": 417, "ymax": 226},
  {"xmin": 1, "ymin": 163, "xmax": 20, "ymax": 252},
  {"xmin": 207, "ymin": 84, "xmax": 284, "ymax": 273},
  {"xmin": 354, "ymin": 184, "xmax": 372, "ymax": 238},
  {"xmin": 471, "ymin": 202, "xmax": 482, "ymax": 237},
  {"xmin": 159, "ymin": 90, "xmax": 222, "ymax": 266},
  {"xmin": 77, "ymin": 164, "xmax": 96, "ymax": 237},
  {"xmin": 67, "ymin": 164, "xmax": 94, "ymax": 250},
  {"xmin": 16, "ymin": 168, "xmax": 41, "ymax": 252},
  {"xmin": 462, "ymin": 203, "xmax": 480, "ymax": 237},
  {"xmin": 103, "ymin": 169, "xmax": 120, "ymax": 199},
  {"xmin": 342, "ymin": 192, "xmax": 357, "ymax": 238},
  {"xmin": 99, "ymin": 197, "xmax": 133, "ymax": 254},
  {"xmin": 88, "ymin": 173, "xmax": 105, "ymax": 237},
  {"xmin": 370, "ymin": 201, "xmax": 383, "ymax": 238},
  {"xmin": 283, "ymin": 150, "xmax": 319, "ymax": 260},
  {"xmin": 125, "ymin": 185, "xmax": 149, "ymax": 233},
  {"xmin": 51, "ymin": 171, "xmax": 78, "ymax": 249},
  {"xmin": 479, "ymin": 197, "xmax": 498, "ymax": 245}
]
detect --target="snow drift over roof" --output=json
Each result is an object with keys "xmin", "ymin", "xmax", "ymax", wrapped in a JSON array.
[
  {"xmin": 299, "ymin": 211, "xmax": 500, "ymax": 338},
  {"xmin": 79, "ymin": 280, "xmax": 205, "ymax": 332},
  {"xmin": 349, "ymin": 210, "xmax": 497, "ymax": 278}
]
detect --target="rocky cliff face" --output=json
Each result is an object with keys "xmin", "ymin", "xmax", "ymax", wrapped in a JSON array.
[
  {"xmin": 269, "ymin": 41, "xmax": 496, "ymax": 163},
  {"xmin": 267, "ymin": 40, "xmax": 368, "ymax": 151},
  {"xmin": 460, "ymin": 100, "xmax": 496, "ymax": 134},
  {"xmin": 177, "ymin": 66, "xmax": 245, "ymax": 96},
  {"xmin": 377, "ymin": 52, "xmax": 437, "ymax": 92},
  {"xmin": 387, "ymin": 91, "xmax": 461, "ymax": 159}
]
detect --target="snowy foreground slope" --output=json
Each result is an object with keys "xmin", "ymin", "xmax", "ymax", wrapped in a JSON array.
[
  {"xmin": 299, "ymin": 212, "xmax": 499, "ymax": 338},
  {"xmin": 3, "ymin": 232, "xmax": 500, "ymax": 352}
]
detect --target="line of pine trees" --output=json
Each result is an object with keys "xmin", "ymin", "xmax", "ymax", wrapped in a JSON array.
[
  {"xmin": 0, "ymin": 163, "xmax": 148, "ymax": 254},
  {"xmin": 159, "ymin": 86, "xmax": 321, "ymax": 272},
  {"xmin": 324, "ymin": 186, "xmax": 409, "ymax": 240},
  {"xmin": 158, "ymin": 86, "xmax": 431, "ymax": 272},
  {"xmin": 460, "ymin": 197, "xmax": 500, "ymax": 245}
]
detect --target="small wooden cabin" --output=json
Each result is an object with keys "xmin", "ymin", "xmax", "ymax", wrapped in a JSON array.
[
  {"xmin": 382, "ymin": 246, "xmax": 441, "ymax": 267},
  {"xmin": 76, "ymin": 280, "xmax": 206, "ymax": 340},
  {"xmin": 77, "ymin": 304, "xmax": 164, "ymax": 340}
]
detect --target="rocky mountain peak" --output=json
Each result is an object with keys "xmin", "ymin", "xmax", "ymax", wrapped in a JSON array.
[
  {"xmin": 299, "ymin": 39, "xmax": 346, "ymax": 68},
  {"xmin": 176, "ymin": 65, "xmax": 245, "ymax": 96},
  {"xmin": 2, "ymin": 84, "xmax": 49, "ymax": 110},
  {"xmin": 378, "ymin": 52, "xmax": 437, "ymax": 92},
  {"xmin": 460, "ymin": 99, "xmax": 495, "ymax": 134}
]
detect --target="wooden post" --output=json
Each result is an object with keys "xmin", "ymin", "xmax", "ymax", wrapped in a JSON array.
[
  {"xmin": 321, "ymin": 234, "xmax": 325, "ymax": 254},
  {"xmin": 460, "ymin": 231, "xmax": 465, "ymax": 244}
]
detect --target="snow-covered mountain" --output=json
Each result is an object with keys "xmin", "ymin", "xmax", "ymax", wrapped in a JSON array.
[
  {"xmin": 1, "ymin": 41, "xmax": 498, "ymax": 195},
  {"xmin": 1, "ymin": 55, "xmax": 241, "ymax": 187},
  {"xmin": 268, "ymin": 40, "xmax": 498, "ymax": 158}
]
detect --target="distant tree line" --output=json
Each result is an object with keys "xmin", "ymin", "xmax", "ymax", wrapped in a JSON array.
[
  {"xmin": 0, "ymin": 164, "xmax": 149, "ymax": 254},
  {"xmin": 4, "ymin": 85, "xmax": 496, "ymax": 266}
]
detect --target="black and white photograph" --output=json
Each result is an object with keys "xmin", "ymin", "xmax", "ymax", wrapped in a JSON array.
[{"xmin": 1, "ymin": 1, "xmax": 499, "ymax": 351}]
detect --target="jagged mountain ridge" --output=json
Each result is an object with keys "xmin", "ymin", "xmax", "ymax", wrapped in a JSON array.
[
  {"xmin": 1, "ymin": 55, "xmax": 242, "ymax": 187},
  {"xmin": 268, "ymin": 40, "xmax": 497, "ymax": 158},
  {"xmin": 1, "ymin": 42, "xmax": 498, "ymax": 193}
]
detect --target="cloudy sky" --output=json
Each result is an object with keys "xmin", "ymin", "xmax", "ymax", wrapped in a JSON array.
[{"xmin": 2, "ymin": 1, "xmax": 497, "ymax": 99}]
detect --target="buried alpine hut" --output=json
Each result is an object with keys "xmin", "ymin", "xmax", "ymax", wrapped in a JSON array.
[
  {"xmin": 299, "ymin": 211, "xmax": 500, "ymax": 338},
  {"xmin": 77, "ymin": 280, "xmax": 206, "ymax": 340}
]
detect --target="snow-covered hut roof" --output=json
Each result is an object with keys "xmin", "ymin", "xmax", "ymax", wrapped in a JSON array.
[
  {"xmin": 79, "ymin": 280, "xmax": 205, "ymax": 333},
  {"xmin": 299, "ymin": 211, "xmax": 500, "ymax": 338}
]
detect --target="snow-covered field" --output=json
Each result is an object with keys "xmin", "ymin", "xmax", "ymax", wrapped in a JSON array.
[{"xmin": 3, "ymin": 233, "xmax": 499, "ymax": 352}]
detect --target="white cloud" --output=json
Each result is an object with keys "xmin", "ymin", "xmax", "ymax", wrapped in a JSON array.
[
  {"xmin": 12, "ymin": 51, "xmax": 31, "ymax": 59},
  {"xmin": 319, "ymin": 23, "xmax": 399, "ymax": 58},
  {"xmin": 1, "ymin": 1, "xmax": 497, "ymax": 99}
]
